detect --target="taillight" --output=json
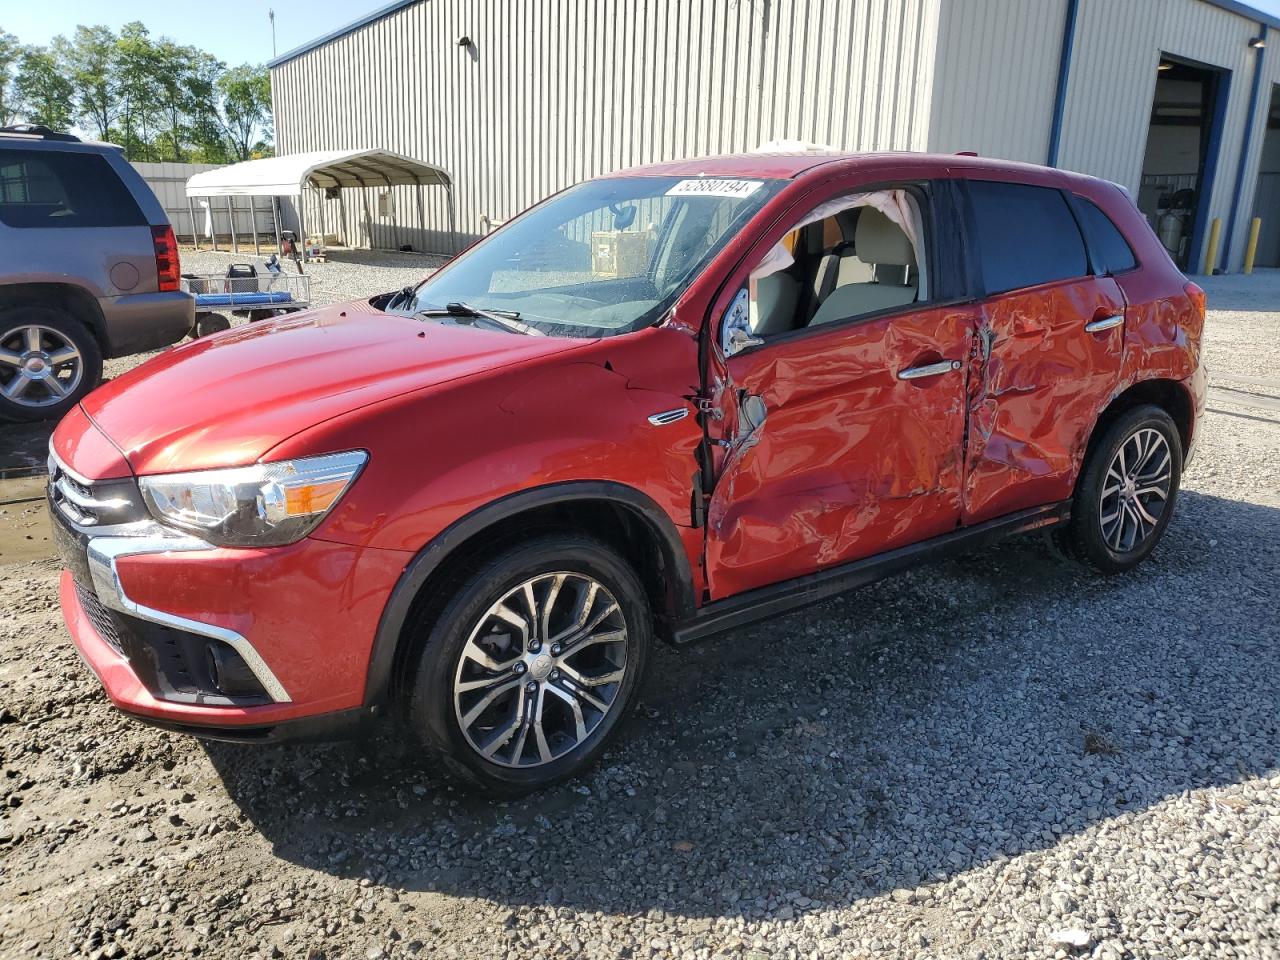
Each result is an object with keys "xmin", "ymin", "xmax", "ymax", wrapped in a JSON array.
[
  {"xmin": 1184, "ymin": 280, "xmax": 1206, "ymax": 321},
  {"xmin": 152, "ymin": 225, "xmax": 180, "ymax": 292}
]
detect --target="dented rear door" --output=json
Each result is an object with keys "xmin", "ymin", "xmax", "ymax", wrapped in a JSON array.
[{"xmin": 958, "ymin": 179, "xmax": 1126, "ymax": 524}]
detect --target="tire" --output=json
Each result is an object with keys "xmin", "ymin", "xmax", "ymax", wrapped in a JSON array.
[
  {"xmin": 1058, "ymin": 404, "xmax": 1182, "ymax": 574},
  {"xmin": 405, "ymin": 534, "xmax": 652, "ymax": 795},
  {"xmin": 0, "ymin": 305, "xmax": 102, "ymax": 423},
  {"xmin": 194, "ymin": 312, "xmax": 231, "ymax": 338}
]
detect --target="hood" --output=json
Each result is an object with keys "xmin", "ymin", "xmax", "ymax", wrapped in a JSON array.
[{"xmin": 82, "ymin": 304, "xmax": 591, "ymax": 475}]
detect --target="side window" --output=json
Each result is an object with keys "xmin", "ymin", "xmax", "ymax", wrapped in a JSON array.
[
  {"xmin": 1073, "ymin": 196, "xmax": 1138, "ymax": 275},
  {"xmin": 725, "ymin": 190, "xmax": 928, "ymax": 352},
  {"xmin": 0, "ymin": 149, "xmax": 146, "ymax": 229},
  {"xmin": 966, "ymin": 180, "xmax": 1088, "ymax": 295}
]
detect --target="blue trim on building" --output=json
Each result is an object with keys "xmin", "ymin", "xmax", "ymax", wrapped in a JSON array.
[
  {"xmin": 1204, "ymin": 0, "xmax": 1280, "ymax": 30},
  {"xmin": 1223, "ymin": 24, "xmax": 1268, "ymax": 268},
  {"xmin": 1047, "ymin": 0, "xmax": 1082, "ymax": 167},
  {"xmin": 267, "ymin": 0, "xmax": 421, "ymax": 68},
  {"xmin": 1187, "ymin": 66, "xmax": 1235, "ymax": 274}
]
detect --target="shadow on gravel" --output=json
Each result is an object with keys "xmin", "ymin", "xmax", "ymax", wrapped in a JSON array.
[{"xmin": 204, "ymin": 490, "xmax": 1280, "ymax": 920}]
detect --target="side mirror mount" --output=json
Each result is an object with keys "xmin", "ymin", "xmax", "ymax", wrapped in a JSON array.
[
  {"xmin": 727, "ymin": 326, "xmax": 764, "ymax": 356},
  {"xmin": 720, "ymin": 287, "xmax": 763, "ymax": 357}
]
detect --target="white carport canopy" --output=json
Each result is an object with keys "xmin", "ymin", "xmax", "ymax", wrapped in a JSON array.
[{"xmin": 184, "ymin": 148, "xmax": 456, "ymax": 258}]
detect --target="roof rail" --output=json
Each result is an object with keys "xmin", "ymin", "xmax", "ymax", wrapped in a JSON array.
[{"xmin": 0, "ymin": 124, "xmax": 81, "ymax": 143}]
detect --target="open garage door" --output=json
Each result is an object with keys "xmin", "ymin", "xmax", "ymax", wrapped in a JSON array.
[{"xmin": 1137, "ymin": 56, "xmax": 1231, "ymax": 273}]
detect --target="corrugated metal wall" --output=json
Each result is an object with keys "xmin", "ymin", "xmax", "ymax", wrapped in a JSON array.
[
  {"xmin": 273, "ymin": 0, "xmax": 1277, "ymax": 271},
  {"xmin": 927, "ymin": 0, "xmax": 1068, "ymax": 163},
  {"xmin": 1058, "ymin": 0, "xmax": 1272, "ymax": 271},
  {"xmin": 929, "ymin": 0, "xmax": 1277, "ymax": 272},
  {"xmin": 271, "ymin": 0, "xmax": 941, "ymax": 254}
]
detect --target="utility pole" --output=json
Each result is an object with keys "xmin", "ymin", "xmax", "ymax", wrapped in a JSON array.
[{"xmin": 269, "ymin": 8, "xmax": 277, "ymax": 58}]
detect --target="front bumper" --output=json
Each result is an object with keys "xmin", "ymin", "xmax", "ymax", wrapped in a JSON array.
[{"xmin": 52, "ymin": 485, "xmax": 409, "ymax": 736}]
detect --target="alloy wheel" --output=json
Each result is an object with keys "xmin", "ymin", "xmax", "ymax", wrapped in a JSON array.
[
  {"xmin": 0, "ymin": 324, "xmax": 84, "ymax": 408},
  {"xmin": 1098, "ymin": 427, "xmax": 1173, "ymax": 553},
  {"xmin": 452, "ymin": 572, "xmax": 629, "ymax": 768}
]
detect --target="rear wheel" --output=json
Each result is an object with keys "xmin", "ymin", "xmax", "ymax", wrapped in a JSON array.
[
  {"xmin": 405, "ymin": 534, "xmax": 651, "ymax": 795},
  {"xmin": 1059, "ymin": 405, "xmax": 1182, "ymax": 573},
  {"xmin": 0, "ymin": 305, "xmax": 102, "ymax": 422}
]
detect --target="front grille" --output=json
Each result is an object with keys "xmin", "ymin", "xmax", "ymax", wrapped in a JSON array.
[
  {"xmin": 47, "ymin": 453, "xmax": 146, "ymax": 528},
  {"xmin": 74, "ymin": 581, "xmax": 128, "ymax": 656}
]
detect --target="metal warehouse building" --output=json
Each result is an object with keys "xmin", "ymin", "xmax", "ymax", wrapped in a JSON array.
[{"xmin": 269, "ymin": 0, "xmax": 1280, "ymax": 274}]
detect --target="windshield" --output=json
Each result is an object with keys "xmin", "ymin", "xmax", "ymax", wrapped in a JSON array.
[{"xmin": 381, "ymin": 175, "xmax": 783, "ymax": 337}]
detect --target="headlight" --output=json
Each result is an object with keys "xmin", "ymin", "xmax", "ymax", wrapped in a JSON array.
[{"xmin": 139, "ymin": 451, "xmax": 367, "ymax": 547}]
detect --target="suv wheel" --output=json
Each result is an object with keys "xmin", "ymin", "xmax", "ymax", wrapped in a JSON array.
[
  {"xmin": 1059, "ymin": 404, "xmax": 1182, "ymax": 573},
  {"xmin": 406, "ymin": 534, "xmax": 651, "ymax": 795},
  {"xmin": 0, "ymin": 305, "xmax": 103, "ymax": 422}
]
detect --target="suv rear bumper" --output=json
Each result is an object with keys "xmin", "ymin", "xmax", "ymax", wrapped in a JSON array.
[{"xmin": 100, "ymin": 290, "xmax": 194, "ymax": 358}]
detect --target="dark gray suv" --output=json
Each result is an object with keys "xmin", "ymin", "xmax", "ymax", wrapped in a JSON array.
[{"xmin": 0, "ymin": 125, "xmax": 194, "ymax": 422}]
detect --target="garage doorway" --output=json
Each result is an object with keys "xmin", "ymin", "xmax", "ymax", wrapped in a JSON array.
[
  {"xmin": 1249, "ymin": 85, "xmax": 1280, "ymax": 268},
  {"xmin": 1136, "ymin": 56, "xmax": 1232, "ymax": 272}
]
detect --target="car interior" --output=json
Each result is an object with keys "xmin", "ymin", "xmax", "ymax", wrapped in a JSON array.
[{"xmin": 750, "ymin": 203, "xmax": 922, "ymax": 337}]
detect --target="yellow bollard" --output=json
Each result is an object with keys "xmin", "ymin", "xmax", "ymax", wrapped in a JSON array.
[
  {"xmin": 1203, "ymin": 217, "xmax": 1222, "ymax": 275},
  {"xmin": 1244, "ymin": 216, "xmax": 1262, "ymax": 274}
]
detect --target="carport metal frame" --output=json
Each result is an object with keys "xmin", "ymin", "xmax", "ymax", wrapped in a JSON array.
[{"xmin": 184, "ymin": 149, "xmax": 457, "ymax": 261}]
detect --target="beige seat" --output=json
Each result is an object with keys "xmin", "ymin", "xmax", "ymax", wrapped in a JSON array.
[{"xmin": 808, "ymin": 208, "xmax": 916, "ymax": 327}]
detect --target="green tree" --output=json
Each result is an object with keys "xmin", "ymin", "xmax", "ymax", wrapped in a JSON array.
[
  {"xmin": 152, "ymin": 40, "xmax": 222, "ymax": 161},
  {"xmin": 0, "ymin": 31, "xmax": 20, "ymax": 125},
  {"xmin": 14, "ymin": 47, "xmax": 75, "ymax": 130},
  {"xmin": 114, "ymin": 22, "xmax": 162, "ymax": 159},
  {"xmin": 61, "ymin": 25, "xmax": 118, "ymax": 141},
  {"xmin": 217, "ymin": 64, "xmax": 273, "ymax": 161}
]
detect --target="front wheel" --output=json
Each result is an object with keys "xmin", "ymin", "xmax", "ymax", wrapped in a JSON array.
[
  {"xmin": 406, "ymin": 534, "xmax": 651, "ymax": 795},
  {"xmin": 1058, "ymin": 404, "xmax": 1183, "ymax": 573}
]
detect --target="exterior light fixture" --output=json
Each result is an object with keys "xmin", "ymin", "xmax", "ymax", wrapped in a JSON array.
[
  {"xmin": 457, "ymin": 35, "xmax": 473, "ymax": 47},
  {"xmin": 1249, "ymin": 36, "xmax": 1266, "ymax": 48}
]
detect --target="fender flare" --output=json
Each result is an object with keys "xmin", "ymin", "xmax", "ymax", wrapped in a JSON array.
[{"xmin": 362, "ymin": 480, "xmax": 697, "ymax": 706}]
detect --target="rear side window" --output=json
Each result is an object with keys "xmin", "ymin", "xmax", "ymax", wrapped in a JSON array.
[
  {"xmin": 966, "ymin": 180, "xmax": 1088, "ymax": 295},
  {"xmin": 1073, "ymin": 196, "xmax": 1138, "ymax": 275},
  {"xmin": 0, "ymin": 149, "xmax": 146, "ymax": 229}
]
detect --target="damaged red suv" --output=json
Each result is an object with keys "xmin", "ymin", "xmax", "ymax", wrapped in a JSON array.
[{"xmin": 51, "ymin": 152, "xmax": 1206, "ymax": 793}]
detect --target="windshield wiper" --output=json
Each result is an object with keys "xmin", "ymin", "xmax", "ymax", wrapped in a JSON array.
[{"xmin": 415, "ymin": 301, "xmax": 545, "ymax": 336}]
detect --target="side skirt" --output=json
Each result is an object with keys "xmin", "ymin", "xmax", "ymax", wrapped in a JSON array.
[{"xmin": 672, "ymin": 502, "xmax": 1070, "ymax": 644}]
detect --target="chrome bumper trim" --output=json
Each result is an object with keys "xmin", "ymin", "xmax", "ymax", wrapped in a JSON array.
[{"xmin": 83, "ymin": 532, "xmax": 292, "ymax": 704}]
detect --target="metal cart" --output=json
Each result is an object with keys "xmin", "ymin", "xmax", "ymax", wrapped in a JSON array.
[{"xmin": 182, "ymin": 260, "xmax": 312, "ymax": 337}]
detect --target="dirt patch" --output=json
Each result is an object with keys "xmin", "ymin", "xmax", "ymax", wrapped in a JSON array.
[{"xmin": 0, "ymin": 479, "xmax": 50, "ymax": 568}]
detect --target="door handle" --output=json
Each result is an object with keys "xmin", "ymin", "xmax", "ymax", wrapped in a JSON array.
[
  {"xmin": 898, "ymin": 359, "xmax": 962, "ymax": 381},
  {"xmin": 1085, "ymin": 314, "xmax": 1124, "ymax": 333}
]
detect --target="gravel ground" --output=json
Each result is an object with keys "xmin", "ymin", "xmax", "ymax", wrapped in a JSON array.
[{"xmin": 0, "ymin": 264, "xmax": 1277, "ymax": 960}]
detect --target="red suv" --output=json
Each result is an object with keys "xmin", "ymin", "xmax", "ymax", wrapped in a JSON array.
[{"xmin": 50, "ymin": 152, "xmax": 1206, "ymax": 794}]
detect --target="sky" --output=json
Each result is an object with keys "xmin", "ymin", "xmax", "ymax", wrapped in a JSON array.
[
  {"xmin": 6, "ymin": 0, "xmax": 1280, "ymax": 67},
  {"xmin": 1, "ymin": 0, "xmax": 392, "ymax": 66}
]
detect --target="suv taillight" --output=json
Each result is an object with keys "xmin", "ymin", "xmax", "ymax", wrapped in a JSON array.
[
  {"xmin": 152, "ymin": 225, "xmax": 180, "ymax": 292},
  {"xmin": 1184, "ymin": 280, "xmax": 1206, "ymax": 321}
]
